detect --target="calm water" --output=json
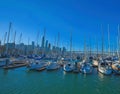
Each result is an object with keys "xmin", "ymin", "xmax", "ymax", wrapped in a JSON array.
[{"xmin": 0, "ymin": 67, "xmax": 120, "ymax": 94}]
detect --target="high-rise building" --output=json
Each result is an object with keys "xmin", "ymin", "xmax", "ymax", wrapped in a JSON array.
[
  {"xmin": 41, "ymin": 36, "xmax": 45, "ymax": 48},
  {"xmin": 32, "ymin": 41, "xmax": 35, "ymax": 49},
  {"xmin": 45, "ymin": 40, "xmax": 48, "ymax": 48}
]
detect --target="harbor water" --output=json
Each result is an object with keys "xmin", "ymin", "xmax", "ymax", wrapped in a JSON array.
[{"xmin": 0, "ymin": 67, "xmax": 120, "ymax": 94}]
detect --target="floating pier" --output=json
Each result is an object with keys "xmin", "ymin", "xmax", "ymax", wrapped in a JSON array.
[{"xmin": 3, "ymin": 63, "xmax": 27, "ymax": 69}]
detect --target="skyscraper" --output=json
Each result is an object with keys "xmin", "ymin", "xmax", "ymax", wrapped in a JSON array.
[
  {"xmin": 45, "ymin": 40, "xmax": 48, "ymax": 49},
  {"xmin": 41, "ymin": 36, "xmax": 45, "ymax": 48}
]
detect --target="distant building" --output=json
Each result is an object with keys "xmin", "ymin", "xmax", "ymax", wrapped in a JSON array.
[
  {"xmin": 41, "ymin": 36, "xmax": 45, "ymax": 48},
  {"xmin": 32, "ymin": 41, "xmax": 35, "ymax": 49},
  {"xmin": 62, "ymin": 47, "xmax": 67, "ymax": 55},
  {"xmin": 5, "ymin": 43, "xmax": 15, "ymax": 49},
  {"xmin": 45, "ymin": 40, "xmax": 48, "ymax": 49}
]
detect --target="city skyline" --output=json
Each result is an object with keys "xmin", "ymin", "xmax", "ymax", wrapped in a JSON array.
[{"xmin": 0, "ymin": 0, "xmax": 120, "ymax": 51}]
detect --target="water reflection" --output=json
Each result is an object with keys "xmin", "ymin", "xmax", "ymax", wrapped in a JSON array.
[
  {"xmin": 63, "ymin": 71, "xmax": 67, "ymax": 75},
  {"xmin": 3, "ymin": 69, "xmax": 9, "ymax": 75},
  {"xmin": 98, "ymin": 72, "xmax": 104, "ymax": 81}
]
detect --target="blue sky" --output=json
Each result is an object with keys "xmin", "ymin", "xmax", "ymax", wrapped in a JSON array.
[{"xmin": 0, "ymin": 0, "xmax": 120, "ymax": 51}]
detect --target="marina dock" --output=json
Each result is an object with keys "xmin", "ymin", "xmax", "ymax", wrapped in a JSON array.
[{"xmin": 3, "ymin": 63, "xmax": 28, "ymax": 69}]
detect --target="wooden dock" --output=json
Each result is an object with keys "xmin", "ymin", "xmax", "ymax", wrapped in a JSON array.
[{"xmin": 3, "ymin": 63, "xmax": 27, "ymax": 69}]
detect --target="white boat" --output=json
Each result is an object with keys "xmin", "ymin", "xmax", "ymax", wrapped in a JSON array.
[
  {"xmin": 63, "ymin": 63, "xmax": 74, "ymax": 72},
  {"xmin": 98, "ymin": 61, "xmax": 112, "ymax": 75},
  {"xmin": 80, "ymin": 62, "xmax": 93, "ymax": 74},
  {"xmin": 35, "ymin": 62, "xmax": 48, "ymax": 71},
  {"xmin": 46, "ymin": 62, "xmax": 60, "ymax": 70},
  {"xmin": 28, "ymin": 60, "xmax": 48, "ymax": 71}
]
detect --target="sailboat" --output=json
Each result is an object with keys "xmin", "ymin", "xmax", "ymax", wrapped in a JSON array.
[
  {"xmin": 63, "ymin": 31, "xmax": 74, "ymax": 72},
  {"xmin": 98, "ymin": 24, "xmax": 112, "ymax": 75},
  {"xmin": 80, "ymin": 36, "xmax": 93, "ymax": 74},
  {"xmin": 92, "ymin": 37, "xmax": 99, "ymax": 67},
  {"xmin": 112, "ymin": 25, "xmax": 120, "ymax": 74},
  {"xmin": 98, "ymin": 60, "xmax": 112, "ymax": 75},
  {"xmin": 27, "ymin": 59, "xmax": 48, "ymax": 71}
]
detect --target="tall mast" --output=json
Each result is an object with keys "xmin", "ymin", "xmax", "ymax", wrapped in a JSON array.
[
  {"xmin": 70, "ymin": 31, "xmax": 72, "ymax": 61},
  {"xmin": 57, "ymin": 32, "xmax": 60, "ymax": 47},
  {"xmin": 117, "ymin": 34, "xmax": 119, "ymax": 57},
  {"xmin": 54, "ymin": 35, "xmax": 56, "ymax": 47},
  {"xmin": 6, "ymin": 22, "xmax": 12, "ymax": 54},
  {"xmin": 19, "ymin": 33, "xmax": 22, "ymax": 44},
  {"xmin": 84, "ymin": 37, "xmax": 86, "ymax": 59},
  {"xmin": 118, "ymin": 24, "xmax": 120, "ymax": 58},
  {"xmin": 95, "ymin": 36, "xmax": 98, "ymax": 56},
  {"xmin": 108, "ymin": 24, "xmax": 110, "ymax": 56},
  {"xmin": 89, "ymin": 37, "xmax": 91, "ymax": 56},
  {"xmin": 4, "ymin": 32, "xmax": 7, "ymax": 45},
  {"xmin": 101, "ymin": 24, "xmax": 104, "ymax": 57},
  {"xmin": 13, "ymin": 31, "xmax": 16, "ymax": 44}
]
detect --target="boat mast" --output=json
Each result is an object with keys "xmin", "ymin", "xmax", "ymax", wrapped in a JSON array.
[
  {"xmin": 89, "ymin": 37, "xmax": 91, "ymax": 57},
  {"xmin": 4, "ymin": 32, "xmax": 7, "ymax": 45},
  {"xmin": 118, "ymin": 24, "xmax": 120, "ymax": 59},
  {"xmin": 108, "ymin": 24, "xmax": 110, "ymax": 56},
  {"xmin": 84, "ymin": 37, "xmax": 86, "ymax": 60},
  {"xmin": 6, "ymin": 22, "xmax": 12, "ymax": 54},
  {"xmin": 19, "ymin": 33, "xmax": 22, "ymax": 44},
  {"xmin": 18, "ymin": 33, "xmax": 22, "ymax": 55},
  {"xmin": 101, "ymin": 24, "xmax": 104, "ymax": 57},
  {"xmin": 57, "ymin": 32, "xmax": 60, "ymax": 48},
  {"xmin": 13, "ymin": 31, "xmax": 16, "ymax": 45},
  {"xmin": 95, "ymin": 36, "xmax": 98, "ymax": 57},
  {"xmin": 57, "ymin": 32, "xmax": 60, "ymax": 56},
  {"xmin": 70, "ymin": 31, "xmax": 72, "ymax": 61},
  {"xmin": 117, "ymin": 35, "xmax": 119, "ymax": 57}
]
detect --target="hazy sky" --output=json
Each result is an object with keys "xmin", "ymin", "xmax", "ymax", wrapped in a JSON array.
[{"xmin": 0, "ymin": 0, "xmax": 120, "ymax": 51}]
